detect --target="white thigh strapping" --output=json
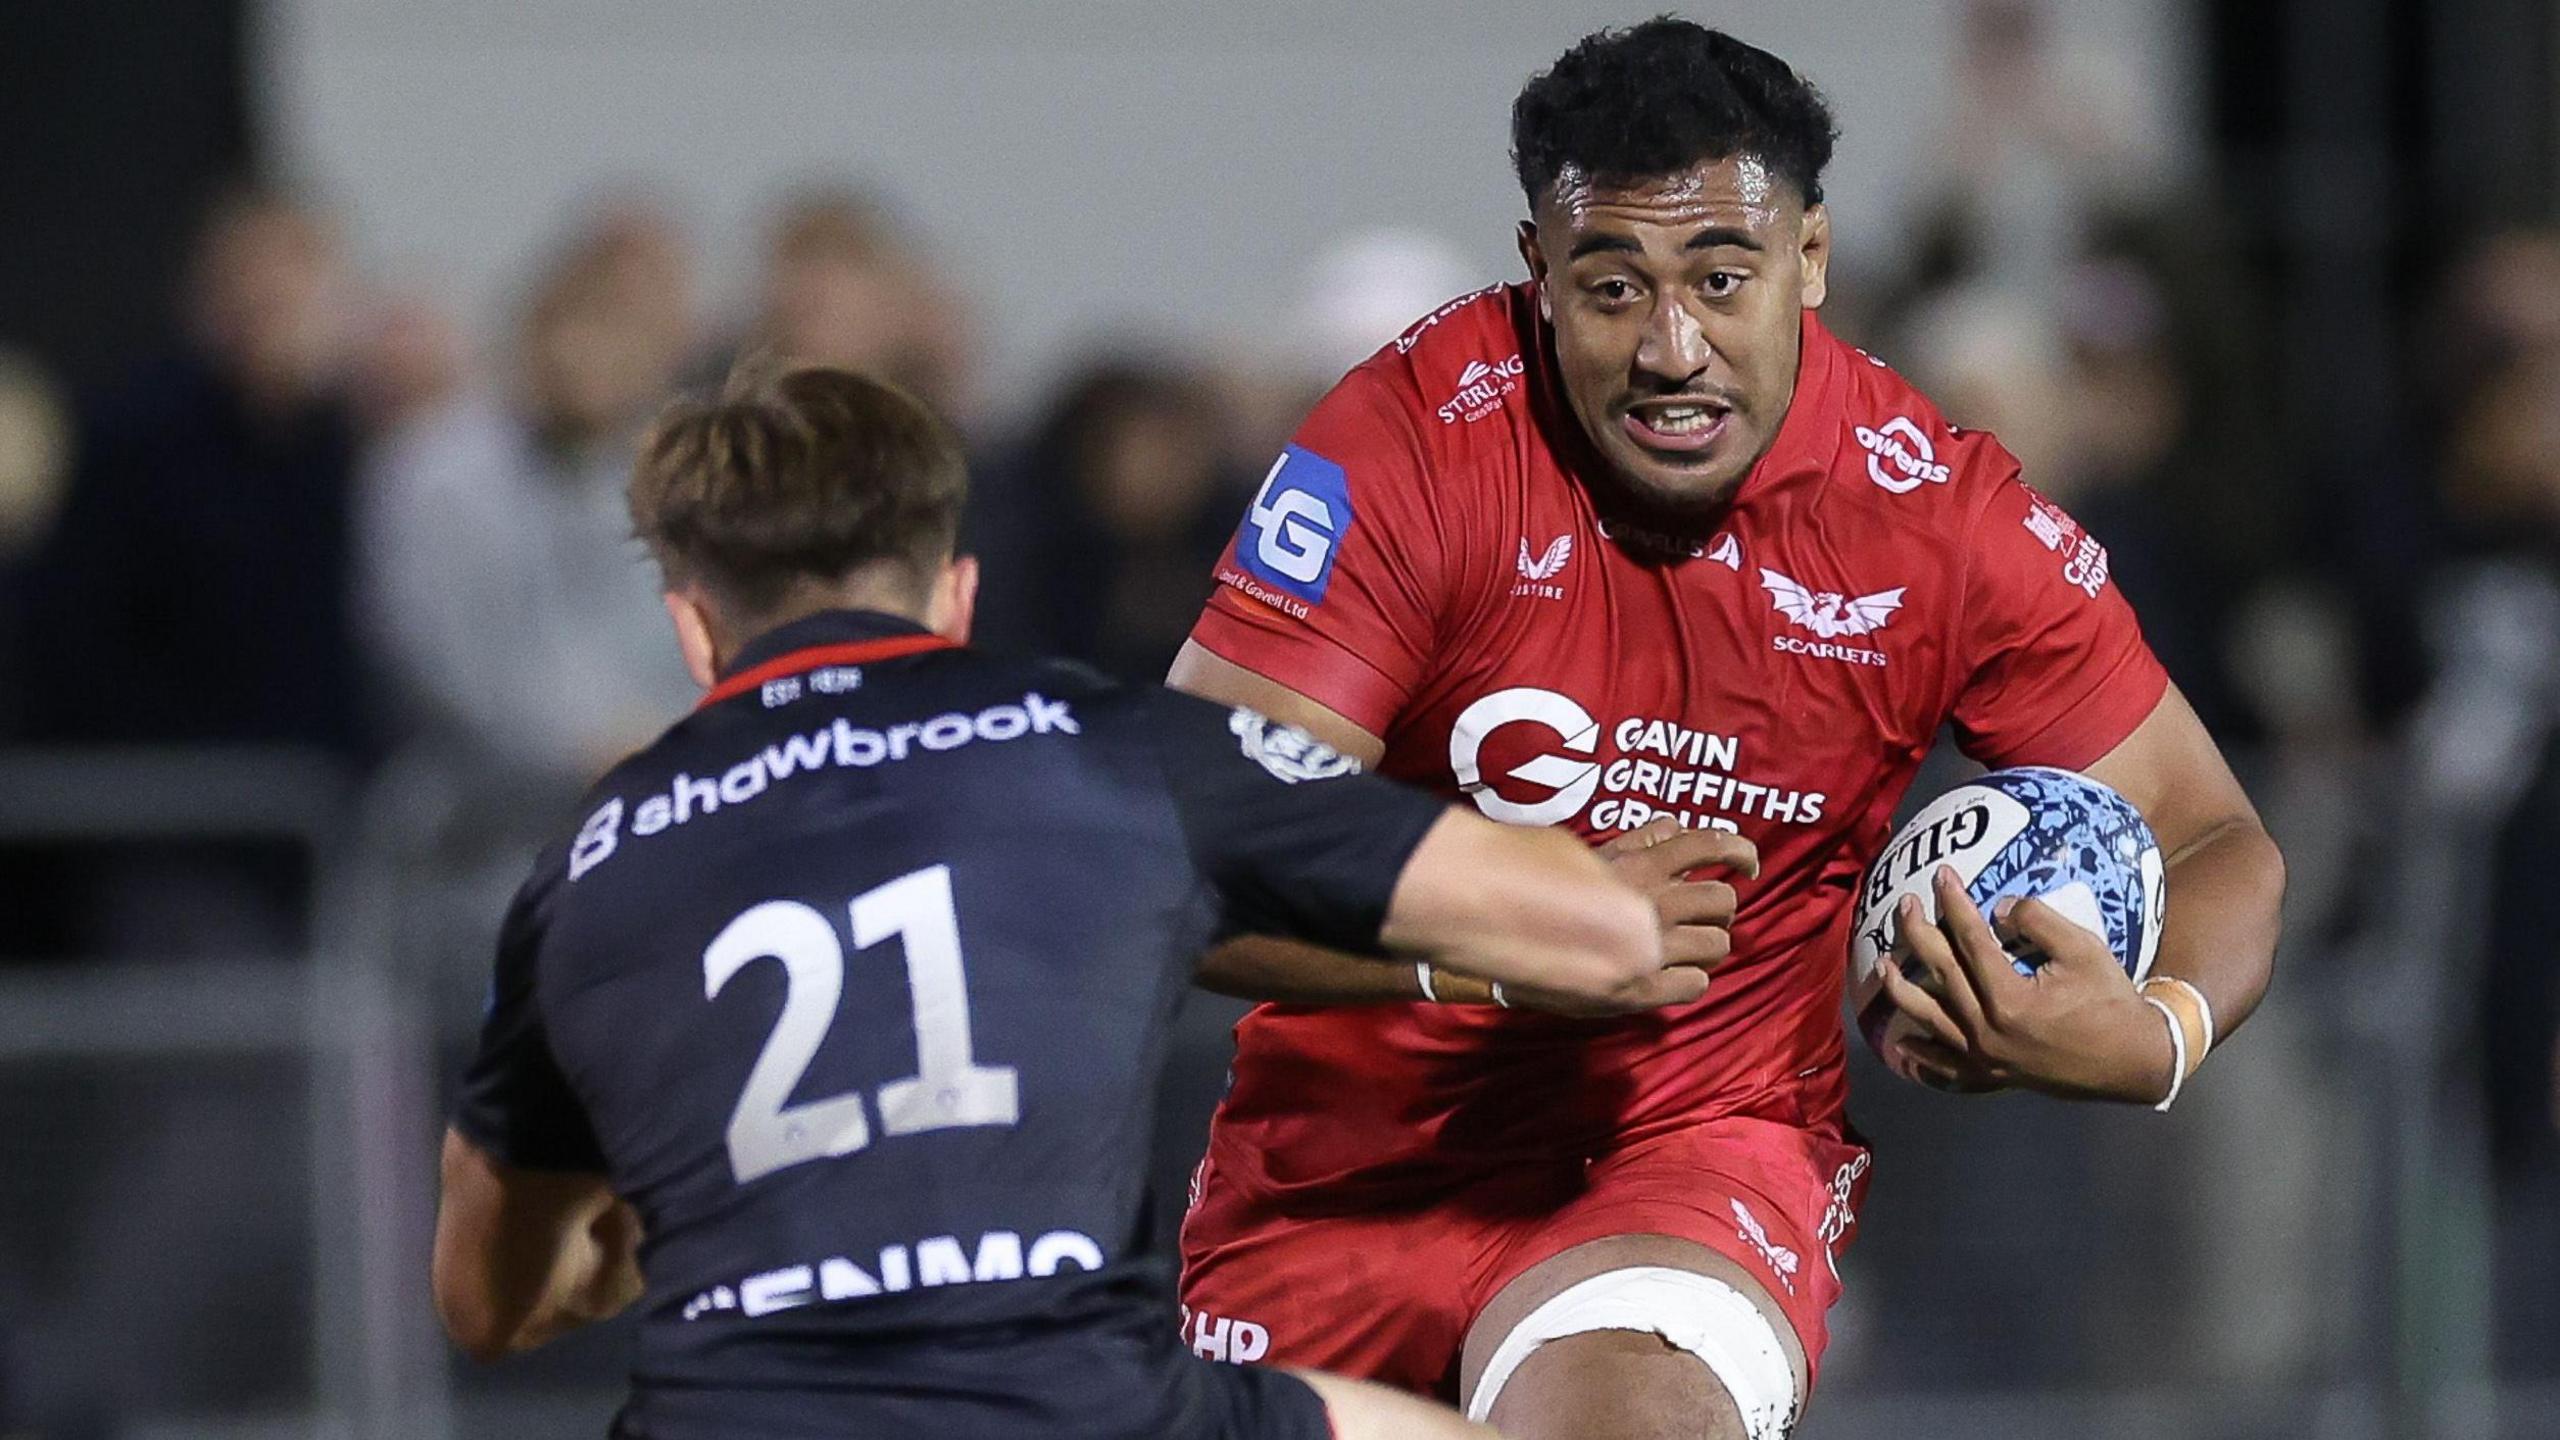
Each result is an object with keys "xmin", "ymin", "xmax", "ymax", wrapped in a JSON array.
[{"xmin": 1464, "ymin": 1265, "xmax": 1800, "ymax": 1439}]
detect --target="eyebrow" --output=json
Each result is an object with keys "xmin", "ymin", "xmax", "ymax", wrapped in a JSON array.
[{"xmin": 1564, "ymin": 226, "xmax": 1766, "ymax": 261}]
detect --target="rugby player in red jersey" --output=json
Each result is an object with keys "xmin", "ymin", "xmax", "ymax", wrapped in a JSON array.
[{"xmin": 1166, "ymin": 20, "xmax": 2284, "ymax": 1440}]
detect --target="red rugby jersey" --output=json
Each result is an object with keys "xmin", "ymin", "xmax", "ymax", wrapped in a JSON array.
[{"xmin": 1190, "ymin": 283, "xmax": 2167, "ymax": 1198}]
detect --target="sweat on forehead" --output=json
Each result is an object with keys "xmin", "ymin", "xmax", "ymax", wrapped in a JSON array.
[{"xmin": 1547, "ymin": 156, "xmax": 1787, "ymax": 221}]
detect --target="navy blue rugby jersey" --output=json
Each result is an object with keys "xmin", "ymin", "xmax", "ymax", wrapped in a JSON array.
[{"xmin": 454, "ymin": 608, "xmax": 1445, "ymax": 1434}]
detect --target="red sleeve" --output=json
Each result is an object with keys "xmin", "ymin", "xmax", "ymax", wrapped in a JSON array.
[
  {"xmin": 1187, "ymin": 366, "xmax": 1449, "ymax": 739},
  {"xmin": 1949, "ymin": 472, "xmax": 2170, "ymax": 771}
]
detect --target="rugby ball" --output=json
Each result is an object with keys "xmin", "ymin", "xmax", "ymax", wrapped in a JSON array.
[{"xmin": 1847, "ymin": 767, "xmax": 2164, "ymax": 1073}]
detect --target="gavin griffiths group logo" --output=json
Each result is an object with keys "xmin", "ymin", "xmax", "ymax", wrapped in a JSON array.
[{"xmin": 1855, "ymin": 415, "xmax": 1952, "ymax": 493}]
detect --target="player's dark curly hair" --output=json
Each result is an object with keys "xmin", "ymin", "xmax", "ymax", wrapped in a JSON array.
[{"xmin": 1511, "ymin": 18, "xmax": 1838, "ymax": 211}]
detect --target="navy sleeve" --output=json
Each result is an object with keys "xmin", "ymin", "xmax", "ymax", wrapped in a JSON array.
[
  {"xmin": 1140, "ymin": 688, "xmax": 1449, "ymax": 953},
  {"xmin": 452, "ymin": 868, "xmax": 609, "ymax": 1173}
]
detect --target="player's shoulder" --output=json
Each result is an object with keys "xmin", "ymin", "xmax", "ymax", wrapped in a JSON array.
[
  {"xmin": 1322, "ymin": 282, "xmax": 1534, "ymax": 438},
  {"xmin": 1816, "ymin": 322, "xmax": 2029, "ymax": 537}
]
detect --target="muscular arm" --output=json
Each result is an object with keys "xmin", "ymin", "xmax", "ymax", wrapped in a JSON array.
[
  {"xmin": 2085, "ymin": 683, "xmax": 2285, "ymax": 1038},
  {"xmin": 432, "ymin": 1129, "xmax": 644, "ymax": 1361},
  {"xmin": 1171, "ymin": 641, "xmax": 1743, "ymax": 1014},
  {"xmin": 1172, "ymin": 640, "xmax": 1414, "ymax": 1001}
]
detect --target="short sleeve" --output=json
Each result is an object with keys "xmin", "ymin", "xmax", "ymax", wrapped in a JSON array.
[
  {"xmin": 1949, "ymin": 474, "xmax": 2171, "ymax": 770},
  {"xmin": 1140, "ymin": 689, "xmax": 1449, "ymax": 953},
  {"xmin": 1188, "ymin": 367, "xmax": 1448, "ymax": 738},
  {"xmin": 453, "ymin": 872, "xmax": 609, "ymax": 1173}
]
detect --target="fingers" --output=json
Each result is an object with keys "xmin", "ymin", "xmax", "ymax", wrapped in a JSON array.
[
  {"xmin": 1604, "ymin": 822, "xmax": 1761, "ymax": 882},
  {"xmin": 1999, "ymin": 896, "xmax": 2107, "ymax": 971},
  {"xmin": 1877, "ymin": 952, "xmax": 1970, "ymax": 1051},
  {"xmin": 1896, "ymin": 893, "xmax": 1989, "ymax": 1038},
  {"xmin": 1931, "ymin": 868, "xmax": 2019, "ymax": 1015},
  {"xmin": 1656, "ymin": 879, "xmax": 1738, "ymax": 928},
  {"xmin": 1640, "ymin": 964, "xmax": 1711, "ymax": 1007},
  {"xmin": 1652, "ymin": 827, "xmax": 1760, "ymax": 880},
  {"xmin": 1597, "ymin": 816, "xmax": 1685, "ymax": 857},
  {"xmin": 1661, "ymin": 925, "xmax": 1732, "ymax": 969},
  {"xmin": 1898, "ymin": 1036, "xmax": 2006, "ymax": 1094}
]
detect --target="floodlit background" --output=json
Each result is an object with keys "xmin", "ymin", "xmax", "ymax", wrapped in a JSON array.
[{"xmin": 1, "ymin": 1, "xmax": 2556, "ymax": 1436}]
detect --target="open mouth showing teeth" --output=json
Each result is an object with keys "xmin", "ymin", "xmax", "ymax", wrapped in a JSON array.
[
  {"xmin": 1622, "ymin": 401, "xmax": 1733, "ymax": 453},
  {"xmin": 1639, "ymin": 404, "xmax": 1725, "ymax": 435}
]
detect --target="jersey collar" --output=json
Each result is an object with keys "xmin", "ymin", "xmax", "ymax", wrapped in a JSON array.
[{"xmin": 697, "ymin": 609, "xmax": 956, "ymax": 711}]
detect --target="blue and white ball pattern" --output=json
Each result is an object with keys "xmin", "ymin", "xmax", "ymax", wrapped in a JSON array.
[{"xmin": 1847, "ymin": 767, "xmax": 2165, "ymax": 1067}]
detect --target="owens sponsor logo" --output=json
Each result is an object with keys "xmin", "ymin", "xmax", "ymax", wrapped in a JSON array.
[{"xmin": 1855, "ymin": 416, "xmax": 1951, "ymax": 493}]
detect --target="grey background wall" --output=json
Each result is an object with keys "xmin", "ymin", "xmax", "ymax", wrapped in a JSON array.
[{"xmin": 259, "ymin": 0, "xmax": 2197, "ymax": 410}]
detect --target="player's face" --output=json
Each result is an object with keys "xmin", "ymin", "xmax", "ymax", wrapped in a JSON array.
[{"xmin": 1523, "ymin": 155, "xmax": 1830, "ymax": 512}]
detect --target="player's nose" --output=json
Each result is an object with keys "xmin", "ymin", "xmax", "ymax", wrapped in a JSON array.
[{"xmin": 1632, "ymin": 295, "xmax": 1712, "ymax": 386}]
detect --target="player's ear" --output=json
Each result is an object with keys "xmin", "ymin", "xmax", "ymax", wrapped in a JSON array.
[
  {"xmin": 664, "ymin": 589, "xmax": 721, "ymax": 690},
  {"xmin": 1516, "ymin": 221, "xmax": 1553, "ymax": 322},
  {"xmin": 929, "ymin": 554, "xmax": 979, "ymax": 646},
  {"xmin": 1797, "ymin": 203, "xmax": 1831, "ymax": 311}
]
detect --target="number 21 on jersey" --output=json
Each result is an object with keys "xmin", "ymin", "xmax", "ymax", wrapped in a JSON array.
[{"xmin": 702, "ymin": 864, "xmax": 1019, "ymax": 1185}]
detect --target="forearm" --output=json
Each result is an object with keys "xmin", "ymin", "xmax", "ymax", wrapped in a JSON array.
[
  {"xmin": 1197, "ymin": 933, "xmax": 1428, "ymax": 1005},
  {"xmin": 2151, "ymin": 816, "xmax": 2285, "ymax": 1040}
]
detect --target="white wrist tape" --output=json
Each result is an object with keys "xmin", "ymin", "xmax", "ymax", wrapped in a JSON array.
[
  {"xmin": 1466, "ymin": 1266, "xmax": 1798, "ymax": 1439},
  {"xmin": 2143, "ymin": 993, "xmax": 2189, "ymax": 1113}
]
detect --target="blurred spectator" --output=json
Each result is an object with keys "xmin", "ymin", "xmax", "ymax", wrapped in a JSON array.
[
  {"xmin": 970, "ymin": 358, "xmax": 1246, "ymax": 681},
  {"xmin": 347, "ymin": 290, "xmax": 468, "ymax": 436},
  {"xmin": 744, "ymin": 187, "xmax": 974, "ymax": 424},
  {"xmin": 0, "ymin": 350, "xmax": 73, "ymax": 740},
  {"xmin": 1896, "ymin": 260, "xmax": 2248, "ymax": 730},
  {"xmin": 1228, "ymin": 227, "xmax": 1482, "ymax": 466},
  {"xmin": 1293, "ymin": 228, "xmax": 1478, "ymax": 385},
  {"xmin": 360, "ymin": 205, "xmax": 702, "ymax": 789},
  {"xmin": 1906, "ymin": 0, "xmax": 2178, "ymax": 303},
  {"xmin": 2396, "ymin": 229, "xmax": 2560, "ymax": 1379},
  {"xmin": 20, "ymin": 184, "xmax": 367, "ymax": 759}
]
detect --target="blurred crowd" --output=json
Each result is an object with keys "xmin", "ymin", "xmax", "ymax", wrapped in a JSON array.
[{"xmin": 2, "ymin": 0, "xmax": 2558, "ymax": 1429}]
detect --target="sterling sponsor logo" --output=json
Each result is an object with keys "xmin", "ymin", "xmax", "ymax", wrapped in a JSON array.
[
  {"xmin": 681, "ymin": 1227, "xmax": 1106, "ymax": 1323},
  {"xmin": 1855, "ymin": 415, "xmax": 1951, "ymax": 493},
  {"xmin": 1447, "ymin": 686, "xmax": 1827, "ymax": 834},
  {"xmin": 1438, "ymin": 353, "xmax": 1525, "ymax": 424},
  {"xmin": 567, "ymin": 694, "xmax": 1080, "ymax": 879}
]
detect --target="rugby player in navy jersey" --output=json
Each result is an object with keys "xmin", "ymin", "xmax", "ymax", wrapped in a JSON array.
[{"xmin": 429, "ymin": 365, "xmax": 1704, "ymax": 1440}]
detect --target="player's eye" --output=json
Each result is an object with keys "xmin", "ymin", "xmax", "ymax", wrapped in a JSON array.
[
  {"xmin": 1702, "ymin": 271, "xmax": 1746, "ymax": 298},
  {"xmin": 1587, "ymin": 277, "xmax": 1639, "ymax": 308}
]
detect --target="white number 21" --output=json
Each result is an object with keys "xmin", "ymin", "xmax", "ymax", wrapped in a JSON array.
[{"xmin": 702, "ymin": 865, "xmax": 1019, "ymax": 1185}]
